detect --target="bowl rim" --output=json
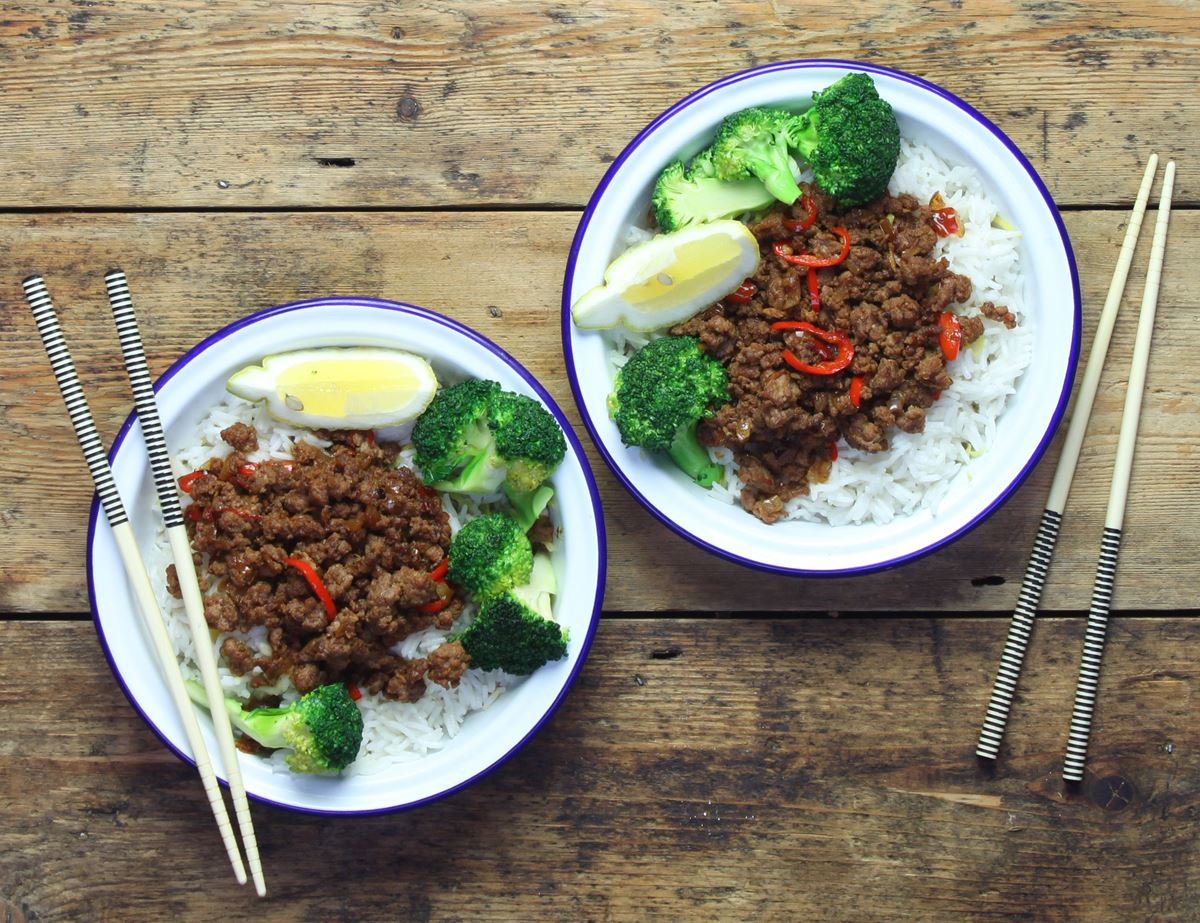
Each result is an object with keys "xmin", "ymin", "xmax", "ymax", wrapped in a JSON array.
[
  {"xmin": 560, "ymin": 57, "xmax": 1081, "ymax": 577},
  {"xmin": 86, "ymin": 295, "xmax": 608, "ymax": 815}
]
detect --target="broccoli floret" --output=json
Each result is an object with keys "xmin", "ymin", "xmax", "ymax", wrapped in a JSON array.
[
  {"xmin": 186, "ymin": 681, "xmax": 363, "ymax": 774},
  {"xmin": 412, "ymin": 381, "xmax": 566, "ymax": 518},
  {"xmin": 447, "ymin": 512, "xmax": 533, "ymax": 599},
  {"xmin": 412, "ymin": 378, "xmax": 502, "ymax": 486},
  {"xmin": 609, "ymin": 335, "xmax": 729, "ymax": 488},
  {"xmin": 487, "ymin": 391, "xmax": 567, "ymax": 492},
  {"xmin": 651, "ymin": 152, "xmax": 777, "ymax": 233},
  {"xmin": 486, "ymin": 390, "xmax": 566, "ymax": 530},
  {"xmin": 710, "ymin": 107, "xmax": 803, "ymax": 205},
  {"xmin": 458, "ymin": 555, "xmax": 566, "ymax": 675},
  {"xmin": 786, "ymin": 72, "xmax": 900, "ymax": 207}
]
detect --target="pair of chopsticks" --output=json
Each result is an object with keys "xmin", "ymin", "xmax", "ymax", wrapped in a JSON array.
[
  {"xmin": 976, "ymin": 155, "xmax": 1176, "ymax": 782},
  {"xmin": 23, "ymin": 273, "xmax": 267, "ymax": 896}
]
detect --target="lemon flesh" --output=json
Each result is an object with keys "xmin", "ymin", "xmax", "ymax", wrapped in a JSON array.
[
  {"xmin": 571, "ymin": 219, "xmax": 761, "ymax": 332},
  {"xmin": 226, "ymin": 347, "xmax": 439, "ymax": 430}
]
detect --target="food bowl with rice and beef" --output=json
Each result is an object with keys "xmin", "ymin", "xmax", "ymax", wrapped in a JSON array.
[
  {"xmin": 563, "ymin": 59, "xmax": 1079, "ymax": 575},
  {"xmin": 87, "ymin": 297, "xmax": 605, "ymax": 814}
]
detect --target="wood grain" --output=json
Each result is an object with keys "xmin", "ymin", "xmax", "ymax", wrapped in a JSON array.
[
  {"xmin": 1, "ymin": 210, "xmax": 1195, "ymax": 614},
  {"xmin": 2, "ymin": 617, "xmax": 1198, "ymax": 922},
  {"xmin": 0, "ymin": 0, "xmax": 1194, "ymax": 208}
]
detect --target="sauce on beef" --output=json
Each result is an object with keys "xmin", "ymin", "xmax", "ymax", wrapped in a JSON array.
[
  {"xmin": 672, "ymin": 186, "xmax": 1011, "ymax": 523},
  {"xmin": 181, "ymin": 425, "xmax": 469, "ymax": 701}
]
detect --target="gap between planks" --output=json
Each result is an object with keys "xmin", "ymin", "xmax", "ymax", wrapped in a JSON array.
[
  {"xmin": 0, "ymin": 203, "xmax": 1196, "ymax": 216},
  {"xmin": 7, "ymin": 610, "xmax": 1200, "ymax": 622}
]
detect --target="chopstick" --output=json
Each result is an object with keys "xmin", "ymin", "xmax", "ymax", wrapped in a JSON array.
[
  {"xmin": 103, "ymin": 270, "xmax": 267, "ymax": 896},
  {"xmin": 974, "ymin": 154, "xmax": 1161, "ymax": 762},
  {"xmin": 1063, "ymin": 160, "xmax": 1176, "ymax": 783},
  {"xmin": 22, "ymin": 276, "xmax": 248, "ymax": 888}
]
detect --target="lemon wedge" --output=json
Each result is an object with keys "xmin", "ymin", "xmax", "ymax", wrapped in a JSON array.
[
  {"xmin": 571, "ymin": 219, "xmax": 760, "ymax": 332},
  {"xmin": 226, "ymin": 347, "xmax": 439, "ymax": 430}
]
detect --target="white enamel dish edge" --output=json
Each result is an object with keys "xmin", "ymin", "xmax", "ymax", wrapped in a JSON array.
[
  {"xmin": 87, "ymin": 297, "xmax": 606, "ymax": 815},
  {"xmin": 562, "ymin": 59, "xmax": 1080, "ymax": 575}
]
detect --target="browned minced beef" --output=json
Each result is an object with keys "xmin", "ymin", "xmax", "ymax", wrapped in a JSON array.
[
  {"xmin": 981, "ymin": 300, "xmax": 1018, "ymax": 329},
  {"xmin": 672, "ymin": 186, "xmax": 1012, "ymax": 523},
  {"xmin": 219, "ymin": 422, "xmax": 258, "ymax": 453},
  {"xmin": 165, "ymin": 563, "xmax": 182, "ymax": 599},
  {"xmin": 180, "ymin": 427, "xmax": 469, "ymax": 700}
]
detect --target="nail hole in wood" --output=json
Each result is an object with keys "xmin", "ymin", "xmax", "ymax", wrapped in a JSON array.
[
  {"xmin": 971, "ymin": 575, "xmax": 1006, "ymax": 587},
  {"xmin": 315, "ymin": 157, "xmax": 357, "ymax": 168},
  {"xmin": 651, "ymin": 647, "xmax": 682, "ymax": 660}
]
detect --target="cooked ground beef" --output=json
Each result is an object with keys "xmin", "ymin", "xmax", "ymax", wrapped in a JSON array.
[
  {"xmin": 180, "ymin": 428, "xmax": 470, "ymax": 700},
  {"xmin": 219, "ymin": 422, "xmax": 258, "ymax": 453},
  {"xmin": 671, "ymin": 185, "xmax": 1012, "ymax": 523}
]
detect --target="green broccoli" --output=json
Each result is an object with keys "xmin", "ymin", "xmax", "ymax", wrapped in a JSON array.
[
  {"xmin": 710, "ymin": 107, "xmax": 803, "ymax": 205},
  {"xmin": 411, "ymin": 378, "xmax": 501, "ymax": 485},
  {"xmin": 186, "ymin": 681, "xmax": 363, "ymax": 774},
  {"xmin": 447, "ymin": 512, "xmax": 533, "ymax": 599},
  {"xmin": 785, "ymin": 72, "xmax": 900, "ymax": 207},
  {"xmin": 652, "ymin": 149, "xmax": 777, "ymax": 233},
  {"xmin": 609, "ymin": 335, "xmax": 729, "ymax": 488},
  {"xmin": 411, "ymin": 380, "xmax": 566, "ymax": 529},
  {"xmin": 486, "ymin": 391, "xmax": 567, "ymax": 530},
  {"xmin": 458, "ymin": 553, "xmax": 567, "ymax": 675}
]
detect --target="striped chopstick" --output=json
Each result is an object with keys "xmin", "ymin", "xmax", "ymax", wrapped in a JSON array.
[
  {"xmin": 976, "ymin": 154, "xmax": 1161, "ymax": 761},
  {"xmin": 104, "ymin": 270, "xmax": 267, "ymax": 896},
  {"xmin": 1063, "ymin": 160, "xmax": 1176, "ymax": 783},
  {"xmin": 22, "ymin": 276, "xmax": 248, "ymax": 888}
]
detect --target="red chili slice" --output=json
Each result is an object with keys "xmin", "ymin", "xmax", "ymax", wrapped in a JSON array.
[
  {"xmin": 725, "ymin": 280, "xmax": 757, "ymax": 304},
  {"xmin": 283, "ymin": 557, "xmax": 337, "ymax": 620},
  {"xmin": 930, "ymin": 207, "xmax": 960, "ymax": 238},
  {"xmin": 782, "ymin": 193, "xmax": 818, "ymax": 232},
  {"xmin": 939, "ymin": 312, "xmax": 963, "ymax": 361},
  {"xmin": 772, "ymin": 321, "xmax": 855, "ymax": 375},
  {"xmin": 849, "ymin": 375, "xmax": 865, "ymax": 409},
  {"xmin": 177, "ymin": 470, "xmax": 208, "ymax": 493},
  {"xmin": 429, "ymin": 558, "xmax": 449, "ymax": 582},
  {"xmin": 828, "ymin": 442, "xmax": 839, "ymax": 461},
  {"xmin": 346, "ymin": 683, "xmax": 362, "ymax": 702},
  {"xmin": 773, "ymin": 226, "xmax": 851, "ymax": 268}
]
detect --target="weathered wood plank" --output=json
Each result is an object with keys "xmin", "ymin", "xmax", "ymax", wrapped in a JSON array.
[
  {"xmin": 0, "ymin": 0, "xmax": 1194, "ymax": 207},
  {"xmin": 1, "ymin": 210, "xmax": 1195, "ymax": 613},
  {"xmin": 1, "ymin": 617, "xmax": 1197, "ymax": 922}
]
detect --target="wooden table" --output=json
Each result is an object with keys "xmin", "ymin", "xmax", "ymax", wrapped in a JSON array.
[{"xmin": 2, "ymin": 3, "xmax": 1197, "ymax": 920}]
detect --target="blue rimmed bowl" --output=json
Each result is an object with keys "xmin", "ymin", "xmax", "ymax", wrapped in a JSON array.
[
  {"xmin": 87, "ymin": 297, "xmax": 606, "ymax": 814},
  {"xmin": 562, "ymin": 59, "xmax": 1079, "ymax": 576}
]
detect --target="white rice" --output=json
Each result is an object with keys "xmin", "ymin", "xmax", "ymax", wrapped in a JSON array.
[
  {"xmin": 149, "ymin": 396, "xmax": 523, "ymax": 776},
  {"xmin": 605, "ymin": 139, "xmax": 1032, "ymax": 525}
]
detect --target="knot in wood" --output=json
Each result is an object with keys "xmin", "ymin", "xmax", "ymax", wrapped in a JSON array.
[
  {"xmin": 396, "ymin": 95, "xmax": 423, "ymax": 123},
  {"xmin": 1089, "ymin": 774, "xmax": 1135, "ymax": 811}
]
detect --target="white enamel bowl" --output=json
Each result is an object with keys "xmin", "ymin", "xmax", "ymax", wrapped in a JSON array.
[
  {"xmin": 88, "ymin": 297, "xmax": 606, "ymax": 814},
  {"xmin": 562, "ymin": 59, "xmax": 1079, "ymax": 575}
]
